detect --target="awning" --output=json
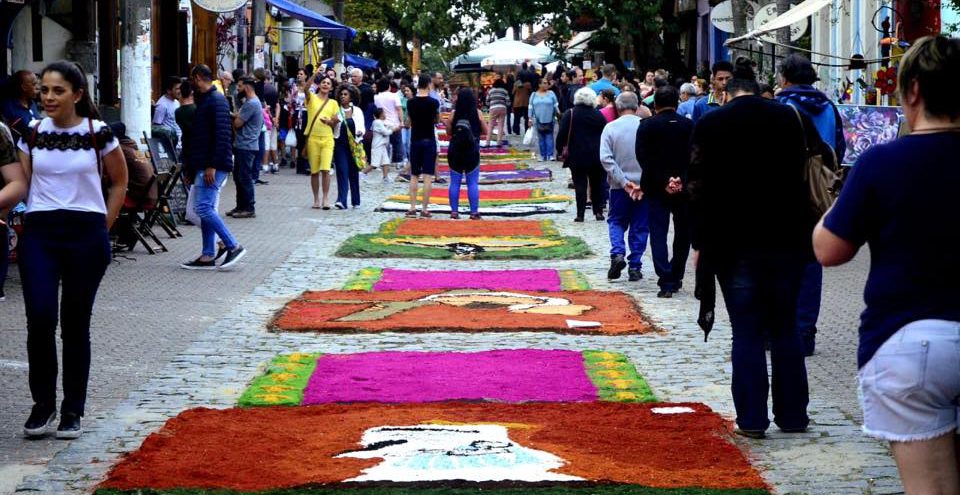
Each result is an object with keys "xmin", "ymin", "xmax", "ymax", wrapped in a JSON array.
[
  {"xmin": 725, "ymin": 0, "xmax": 830, "ymax": 45},
  {"xmin": 266, "ymin": 0, "xmax": 356, "ymax": 42},
  {"xmin": 322, "ymin": 53, "xmax": 379, "ymax": 70}
]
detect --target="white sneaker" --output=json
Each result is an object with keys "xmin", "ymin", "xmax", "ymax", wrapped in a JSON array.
[
  {"xmin": 270, "ymin": 162, "xmax": 279, "ymax": 173},
  {"xmin": 360, "ymin": 172, "xmax": 369, "ymax": 182},
  {"xmin": 383, "ymin": 176, "xmax": 393, "ymax": 184},
  {"xmin": 261, "ymin": 164, "xmax": 269, "ymax": 173}
]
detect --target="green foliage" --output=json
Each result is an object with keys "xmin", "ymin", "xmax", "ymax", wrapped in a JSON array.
[{"xmin": 336, "ymin": 234, "xmax": 591, "ymax": 260}]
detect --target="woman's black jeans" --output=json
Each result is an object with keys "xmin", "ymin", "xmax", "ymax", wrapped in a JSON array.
[
  {"xmin": 571, "ymin": 165, "xmax": 606, "ymax": 217},
  {"xmin": 18, "ymin": 210, "xmax": 111, "ymax": 417}
]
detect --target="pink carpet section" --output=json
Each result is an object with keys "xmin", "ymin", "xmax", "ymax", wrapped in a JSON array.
[
  {"xmin": 301, "ymin": 349, "xmax": 598, "ymax": 404},
  {"xmin": 372, "ymin": 268, "xmax": 563, "ymax": 292}
]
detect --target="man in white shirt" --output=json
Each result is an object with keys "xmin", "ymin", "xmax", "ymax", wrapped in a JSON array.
[
  {"xmin": 154, "ymin": 76, "xmax": 182, "ymax": 148},
  {"xmin": 373, "ymin": 77, "xmax": 404, "ymax": 172}
]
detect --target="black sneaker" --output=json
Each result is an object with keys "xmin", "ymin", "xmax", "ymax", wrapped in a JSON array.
[
  {"xmin": 226, "ymin": 208, "xmax": 239, "ymax": 217},
  {"xmin": 255, "ymin": 179, "xmax": 269, "ymax": 185},
  {"xmin": 55, "ymin": 412, "xmax": 82, "ymax": 440},
  {"xmin": 214, "ymin": 243, "xmax": 228, "ymax": 261},
  {"xmin": 219, "ymin": 245, "xmax": 246, "ymax": 270},
  {"xmin": 180, "ymin": 257, "xmax": 217, "ymax": 271},
  {"xmin": 657, "ymin": 289, "xmax": 673, "ymax": 298},
  {"xmin": 734, "ymin": 428, "xmax": 766, "ymax": 439},
  {"xmin": 628, "ymin": 269, "xmax": 643, "ymax": 281},
  {"xmin": 232, "ymin": 210, "xmax": 256, "ymax": 219},
  {"xmin": 607, "ymin": 255, "xmax": 627, "ymax": 280},
  {"xmin": 0, "ymin": 288, "xmax": 5, "ymax": 302},
  {"xmin": 23, "ymin": 405, "xmax": 56, "ymax": 438}
]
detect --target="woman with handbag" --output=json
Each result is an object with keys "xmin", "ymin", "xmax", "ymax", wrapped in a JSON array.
[
  {"xmin": 301, "ymin": 71, "xmax": 340, "ymax": 209},
  {"xmin": 17, "ymin": 61, "xmax": 128, "ymax": 439},
  {"xmin": 556, "ymin": 87, "xmax": 607, "ymax": 221},
  {"xmin": 332, "ymin": 84, "xmax": 365, "ymax": 210},
  {"xmin": 528, "ymin": 78, "xmax": 559, "ymax": 161}
]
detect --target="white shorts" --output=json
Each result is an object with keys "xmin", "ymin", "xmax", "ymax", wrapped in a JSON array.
[
  {"xmin": 371, "ymin": 146, "xmax": 391, "ymax": 168},
  {"xmin": 859, "ymin": 319, "xmax": 960, "ymax": 442},
  {"xmin": 266, "ymin": 127, "xmax": 278, "ymax": 151}
]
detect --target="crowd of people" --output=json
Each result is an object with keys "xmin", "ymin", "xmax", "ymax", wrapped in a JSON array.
[{"xmin": 0, "ymin": 34, "xmax": 958, "ymax": 493}]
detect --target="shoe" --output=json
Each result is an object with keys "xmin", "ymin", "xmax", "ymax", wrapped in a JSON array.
[
  {"xmin": 607, "ymin": 255, "xmax": 627, "ymax": 280},
  {"xmin": 334, "ymin": 202, "xmax": 346, "ymax": 210},
  {"xmin": 420, "ymin": 211, "xmax": 433, "ymax": 218},
  {"xmin": 360, "ymin": 172, "xmax": 369, "ymax": 182},
  {"xmin": 657, "ymin": 289, "xmax": 673, "ymax": 298},
  {"xmin": 180, "ymin": 257, "xmax": 217, "ymax": 270},
  {"xmin": 628, "ymin": 269, "xmax": 643, "ymax": 281},
  {"xmin": 23, "ymin": 405, "xmax": 56, "ymax": 438},
  {"xmin": 595, "ymin": 213, "xmax": 605, "ymax": 221},
  {"xmin": 435, "ymin": 176, "xmax": 447, "ymax": 184},
  {"xmin": 383, "ymin": 176, "xmax": 393, "ymax": 184},
  {"xmin": 396, "ymin": 174, "xmax": 411, "ymax": 182},
  {"xmin": 219, "ymin": 245, "xmax": 246, "ymax": 270},
  {"xmin": 352, "ymin": 205, "xmax": 360, "ymax": 209},
  {"xmin": 214, "ymin": 243, "xmax": 228, "ymax": 261},
  {"xmin": 779, "ymin": 426, "xmax": 809, "ymax": 433},
  {"xmin": 734, "ymin": 428, "xmax": 766, "ymax": 439},
  {"xmin": 255, "ymin": 179, "xmax": 269, "ymax": 185},
  {"xmin": 567, "ymin": 181, "xmax": 575, "ymax": 189},
  {"xmin": 469, "ymin": 213, "xmax": 482, "ymax": 220},
  {"xmin": 232, "ymin": 210, "xmax": 256, "ymax": 218},
  {"xmin": 0, "ymin": 289, "xmax": 5, "ymax": 302},
  {"xmin": 55, "ymin": 412, "xmax": 82, "ymax": 440},
  {"xmin": 261, "ymin": 164, "xmax": 270, "ymax": 173},
  {"xmin": 226, "ymin": 208, "xmax": 239, "ymax": 217},
  {"xmin": 270, "ymin": 163, "xmax": 279, "ymax": 173},
  {"xmin": 573, "ymin": 216, "xmax": 584, "ymax": 223},
  {"xmin": 802, "ymin": 329, "xmax": 816, "ymax": 357},
  {"xmin": 450, "ymin": 212, "xmax": 460, "ymax": 219}
]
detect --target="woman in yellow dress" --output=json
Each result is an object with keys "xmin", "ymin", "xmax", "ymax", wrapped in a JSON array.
[{"xmin": 302, "ymin": 70, "xmax": 340, "ymax": 209}]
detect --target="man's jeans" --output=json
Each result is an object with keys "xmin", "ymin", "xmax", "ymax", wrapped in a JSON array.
[
  {"xmin": 796, "ymin": 262, "xmax": 822, "ymax": 348},
  {"xmin": 648, "ymin": 196, "xmax": 691, "ymax": 291},
  {"xmin": 607, "ymin": 189, "xmax": 649, "ymax": 269},
  {"xmin": 233, "ymin": 148, "xmax": 258, "ymax": 212},
  {"xmin": 716, "ymin": 254, "xmax": 810, "ymax": 432},
  {"xmin": 194, "ymin": 170, "xmax": 239, "ymax": 258}
]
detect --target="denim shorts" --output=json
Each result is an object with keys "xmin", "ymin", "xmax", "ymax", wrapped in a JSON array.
[{"xmin": 858, "ymin": 319, "xmax": 960, "ymax": 442}]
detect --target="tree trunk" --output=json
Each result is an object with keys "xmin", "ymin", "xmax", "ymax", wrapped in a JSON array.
[
  {"xmin": 776, "ymin": 0, "xmax": 792, "ymax": 59},
  {"xmin": 411, "ymin": 34, "xmax": 422, "ymax": 73},
  {"xmin": 250, "ymin": 0, "xmax": 265, "ymax": 71},
  {"xmin": 332, "ymin": 0, "xmax": 345, "ymax": 72},
  {"xmin": 731, "ymin": 0, "xmax": 749, "ymax": 61},
  {"xmin": 121, "ymin": 0, "xmax": 151, "ymax": 143}
]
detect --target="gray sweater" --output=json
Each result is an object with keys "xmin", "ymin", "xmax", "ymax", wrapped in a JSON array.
[{"xmin": 599, "ymin": 114, "xmax": 642, "ymax": 189}]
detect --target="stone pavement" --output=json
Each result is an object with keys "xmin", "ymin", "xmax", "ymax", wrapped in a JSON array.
[{"xmin": 2, "ymin": 153, "xmax": 900, "ymax": 494}]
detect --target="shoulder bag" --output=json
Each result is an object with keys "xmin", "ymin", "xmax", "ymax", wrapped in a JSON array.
[{"xmin": 790, "ymin": 106, "xmax": 839, "ymax": 219}]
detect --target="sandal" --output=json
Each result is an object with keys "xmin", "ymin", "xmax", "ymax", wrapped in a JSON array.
[
  {"xmin": 405, "ymin": 210, "xmax": 418, "ymax": 218},
  {"xmin": 469, "ymin": 213, "xmax": 482, "ymax": 220},
  {"xmin": 420, "ymin": 211, "xmax": 433, "ymax": 218}
]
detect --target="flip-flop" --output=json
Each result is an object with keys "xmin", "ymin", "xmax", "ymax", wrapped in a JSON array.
[
  {"xmin": 404, "ymin": 210, "xmax": 418, "ymax": 218},
  {"xmin": 311, "ymin": 205, "xmax": 322, "ymax": 209},
  {"xmin": 420, "ymin": 211, "xmax": 433, "ymax": 218},
  {"xmin": 322, "ymin": 206, "xmax": 331, "ymax": 210}
]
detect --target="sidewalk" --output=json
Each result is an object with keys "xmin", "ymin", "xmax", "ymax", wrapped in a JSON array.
[{"xmin": 4, "ymin": 154, "xmax": 901, "ymax": 494}]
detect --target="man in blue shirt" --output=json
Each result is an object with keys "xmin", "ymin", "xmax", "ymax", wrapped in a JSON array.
[
  {"xmin": 1, "ymin": 70, "xmax": 41, "ymax": 142},
  {"xmin": 691, "ymin": 60, "xmax": 734, "ymax": 124},
  {"xmin": 676, "ymin": 83, "xmax": 699, "ymax": 120},
  {"xmin": 230, "ymin": 76, "xmax": 264, "ymax": 219},
  {"xmin": 590, "ymin": 64, "xmax": 621, "ymax": 97}
]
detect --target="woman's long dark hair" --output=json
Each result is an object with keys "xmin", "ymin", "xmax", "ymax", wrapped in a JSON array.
[
  {"xmin": 40, "ymin": 61, "xmax": 100, "ymax": 120},
  {"xmin": 451, "ymin": 87, "xmax": 480, "ymax": 135}
]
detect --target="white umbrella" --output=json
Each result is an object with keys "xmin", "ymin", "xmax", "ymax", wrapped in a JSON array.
[{"xmin": 452, "ymin": 38, "xmax": 555, "ymax": 70}]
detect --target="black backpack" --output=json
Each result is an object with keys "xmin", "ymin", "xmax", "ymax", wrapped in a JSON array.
[{"xmin": 446, "ymin": 119, "xmax": 479, "ymax": 173}]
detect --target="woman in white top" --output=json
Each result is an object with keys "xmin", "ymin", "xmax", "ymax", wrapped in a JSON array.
[{"xmin": 16, "ymin": 61, "xmax": 128, "ymax": 440}]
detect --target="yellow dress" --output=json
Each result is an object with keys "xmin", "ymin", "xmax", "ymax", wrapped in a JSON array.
[{"xmin": 305, "ymin": 95, "xmax": 340, "ymax": 173}]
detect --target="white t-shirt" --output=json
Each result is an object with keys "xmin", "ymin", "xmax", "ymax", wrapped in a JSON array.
[
  {"xmin": 374, "ymin": 91, "xmax": 403, "ymax": 127},
  {"xmin": 18, "ymin": 118, "xmax": 119, "ymax": 215}
]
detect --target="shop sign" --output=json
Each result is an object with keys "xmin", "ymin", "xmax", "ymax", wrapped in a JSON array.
[{"xmin": 192, "ymin": 0, "xmax": 247, "ymax": 13}]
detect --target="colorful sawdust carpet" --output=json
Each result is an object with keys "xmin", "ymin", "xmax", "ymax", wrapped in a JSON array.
[
  {"xmin": 269, "ymin": 290, "xmax": 652, "ymax": 335},
  {"xmin": 433, "ymin": 164, "xmax": 553, "ymax": 185},
  {"xmin": 97, "ymin": 402, "xmax": 769, "ymax": 493},
  {"xmin": 336, "ymin": 219, "xmax": 590, "ymax": 260},
  {"xmin": 239, "ymin": 350, "xmax": 656, "ymax": 407},
  {"xmin": 378, "ymin": 189, "xmax": 570, "ymax": 216},
  {"xmin": 343, "ymin": 268, "xmax": 590, "ymax": 291}
]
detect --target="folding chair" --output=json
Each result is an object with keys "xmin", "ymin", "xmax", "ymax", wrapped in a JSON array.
[
  {"xmin": 113, "ymin": 190, "xmax": 168, "ymax": 254},
  {"xmin": 141, "ymin": 133, "xmax": 184, "ymax": 238}
]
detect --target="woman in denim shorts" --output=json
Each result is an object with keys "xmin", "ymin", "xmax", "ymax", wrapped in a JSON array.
[{"xmin": 814, "ymin": 35, "xmax": 960, "ymax": 494}]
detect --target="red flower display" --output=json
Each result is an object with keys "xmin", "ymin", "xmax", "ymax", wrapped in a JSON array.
[{"xmin": 875, "ymin": 66, "xmax": 898, "ymax": 95}]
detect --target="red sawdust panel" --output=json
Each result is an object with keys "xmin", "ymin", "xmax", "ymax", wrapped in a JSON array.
[
  {"xmin": 394, "ymin": 219, "xmax": 545, "ymax": 237},
  {"xmin": 272, "ymin": 290, "xmax": 651, "ymax": 335},
  {"xmin": 100, "ymin": 403, "xmax": 767, "ymax": 492}
]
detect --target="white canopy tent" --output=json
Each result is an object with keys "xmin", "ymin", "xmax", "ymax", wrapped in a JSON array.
[
  {"xmin": 724, "ymin": 0, "xmax": 831, "ymax": 45},
  {"xmin": 451, "ymin": 38, "xmax": 556, "ymax": 71}
]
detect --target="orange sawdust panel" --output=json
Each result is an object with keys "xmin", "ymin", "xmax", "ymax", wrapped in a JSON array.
[
  {"xmin": 271, "ymin": 290, "xmax": 653, "ymax": 335},
  {"xmin": 99, "ymin": 402, "xmax": 768, "ymax": 492},
  {"xmin": 394, "ymin": 219, "xmax": 545, "ymax": 237}
]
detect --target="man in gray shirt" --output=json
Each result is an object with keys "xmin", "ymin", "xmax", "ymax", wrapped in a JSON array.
[
  {"xmin": 599, "ymin": 91, "xmax": 648, "ymax": 281},
  {"xmin": 229, "ymin": 76, "xmax": 263, "ymax": 218}
]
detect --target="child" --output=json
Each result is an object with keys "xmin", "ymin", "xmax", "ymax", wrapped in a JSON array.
[{"xmin": 362, "ymin": 108, "xmax": 396, "ymax": 183}]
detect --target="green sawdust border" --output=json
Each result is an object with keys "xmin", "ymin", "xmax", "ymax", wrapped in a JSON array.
[
  {"xmin": 583, "ymin": 351, "xmax": 658, "ymax": 403},
  {"xmin": 96, "ymin": 486, "xmax": 770, "ymax": 495},
  {"xmin": 335, "ymin": 234, "xmax": 591, "ymax": 260},
  {"xmin": 238, "ymin": 353, "xmax": 320, "ymax": 407},
  {"xmin": 341, "ymin": 268, "xmax": 591, "ymax": 291}
]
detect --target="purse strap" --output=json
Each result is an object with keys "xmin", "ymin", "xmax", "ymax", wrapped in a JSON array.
[
  {"xmin": 305, "ymin": 96, "xmax": 330, "ymax": 137},
  {"xmin": 88, "ymin": 118, "xmax": 103, "ymax": 176},
  {"xmin": 788, "ymin": 105, "xmax": 811, "ymax": 154}
]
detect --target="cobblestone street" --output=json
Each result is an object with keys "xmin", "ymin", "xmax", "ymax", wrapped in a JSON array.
[{"xmin": 0, "ymin": 153, "xmax": 900, "ymax": 494}]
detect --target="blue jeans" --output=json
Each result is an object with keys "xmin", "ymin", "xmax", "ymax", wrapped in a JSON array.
[
  {"xmin": 333, "ymin": 142, "xmax": 360, "ymax": 207},
  {"xmin": 648, "ymin": 196, "xmax": 691, "ymax": 291},
  {"xmin": 19, "ymin": 210, "xmax": 111, "ymax": 416},
  {"xmin": 194, "ymin": 170, "xmax": 239, "ymax": 258},
  {"xmin": 255, "ymin": 131, "xmax": 265, "ymax": 181},
  {"xmin": 449, "ymin": 167, "xmax": 480, "ymax": 214},
  {"xmin": 401, "ymin": 127, "xmax": 411, "ymax": 160},
  {"xmin": 607, "ymin": 189, "xmax": 649, "ymax": 269},
  {"xmin": 716, "ymin": 254, "xmax": 809, "ymax": 432},
  {"xmin": 796, "ymin": 262, "xmax": 822, "ymax": 341},
  {"xmin": 537, "ymin": 128, "xmax": 554, "ymax": 160},
  {"xmin": 233, "ymin": 149, "xmax": 258, "ymax": 212}
]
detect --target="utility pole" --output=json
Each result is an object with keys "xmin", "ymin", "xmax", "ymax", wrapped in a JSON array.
[
  {"xmin": 121, "ymin": 0, "xmax": 151, "ymax": 143},
  {"xmin": 332, "ymin": 0, "xmax": 344, "ymax": 73},
  {"xmin": 250, "ymin": 0, "xmax": 266, "ymax": 72}
]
